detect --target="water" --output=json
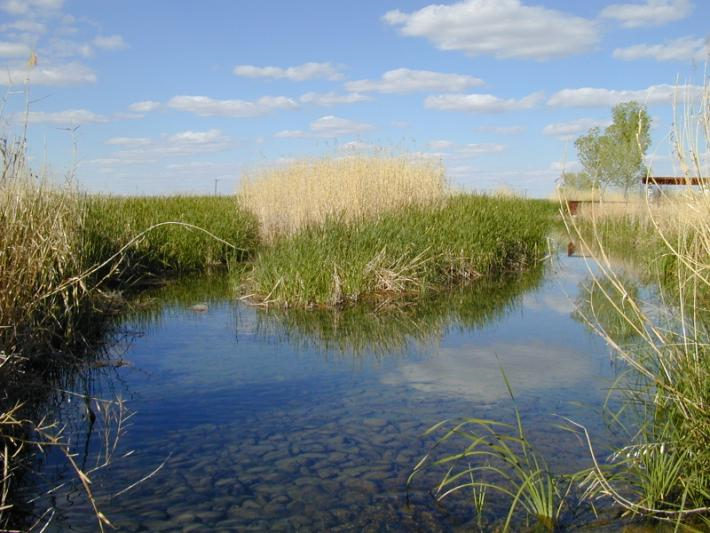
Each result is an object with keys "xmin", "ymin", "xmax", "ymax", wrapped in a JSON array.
[{"xmin": 18, "ymin": 255, "xmax": 622, "ymax": 531}]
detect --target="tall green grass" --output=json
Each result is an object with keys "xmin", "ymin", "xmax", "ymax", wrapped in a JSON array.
[
  {"xmin": 81, "ymin": 195, "xmax": 259, "ymax": 283},
  {"xmin": 244, "ymin": 195, "xmax": 556, "ymax": 307}
]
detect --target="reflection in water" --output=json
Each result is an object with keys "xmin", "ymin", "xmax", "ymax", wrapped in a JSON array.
[
  {"xmin": 15, "ymin": 257, "xmax": 621, "ymax": 531},
  {"xmin": 573, "ymin": 274, "xmax": 645, "ymax": 344},
  {"xmin": 255, "ymin": 268, "xmax": 544, "ymax": 357},
  {"xmin": 382, "ymin": 340, "xmax": 599, "ymax": 402}
]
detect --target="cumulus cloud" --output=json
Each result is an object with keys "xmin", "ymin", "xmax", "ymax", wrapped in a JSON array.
[
  {"xmin": 233, "ymin": 62, "xmax": 343, "ymax": 81},
  {"xmin": 0, "ymin": 41, "xmax": 30, "ymax": 57},
  {"xmin": 425, "ymin": 92, "xmax": 543, "ymax": 113},
  {"xmin": 101, "ymin": 129, "xmax": 232, "ymax": 161},
  {"xmin": 23, "ymin": 109, "xmax": 108, "ymax": 125},
  {"xmin": 0, "ymin": 0, "xmax": 63, "ymax": 15},
  {"xmin": 613, "ymin": 36, "xmax": 709, "ymax": 61},
  {"xmin": 542, "ymin": 118, "xmax": 612, "ymax": 140},
  {"xmin": 383, "ymin": 0, "xmax": 599, "ymax": 60},
  {"xmin": 167, "ymin": 95, "xmax": 298, "ymax": 117},
  {"xmin": 128, "ymin": 100, "xmax": 161, "ymax": 113},
  {"xmin": 0, "ymin": 19, "xmax": 46, "ymax": 34},
  {"xmin": 299, "ymin": 92, "xmax": 371, "ymax": 106},
  {"xmin": 474, "ymin": 125, "xmax": 526, "ymax": 134},
  {"xmin": 428, "ymin": 139, "xmax": 455, "ymax": 149},
  {"xmin": 275, "ymin": 115, "xmax": 374, "ymax": 139},
  {"xmin": 93, "ymin": 34, "xmax": 127, "ymax": 50},
  {"xmin": 458, "ymin": 143, "xmax": 505, "ymax": 155},
  {"xmin": 346, "ymin": 68, "xmax": 483, "ymax": 93},
  {"xmin": 106, "ymin": 137, "xmax": 151, "ymax": 146},
  {"xmin": 0, "ymin": 62, "xmax": 96, "ymax": 86},
  {"xmin": 547, "ymin": 84, "xmax": 704, "ymax": 107},
  {"xmin": 600, "ymin": 0, "xmax": 693, "ymax": 28}
]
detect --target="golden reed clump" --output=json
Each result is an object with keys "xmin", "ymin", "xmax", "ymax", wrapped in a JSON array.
[{"xmin": 238, "ymin": 155, "xmax": 447, "ymax": 241}]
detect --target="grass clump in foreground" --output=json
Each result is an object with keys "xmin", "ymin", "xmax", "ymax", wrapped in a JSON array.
[
  {"xmin": 412, "ymin": 84, "xmax": 710, "ymax": 531},
  {"xmin": 244, "ymin": 194, "xmax": 556, "ymax": 307},
  {"xmin": 239, "ymin": 155, "xmax": 446, "ymax": 240}
]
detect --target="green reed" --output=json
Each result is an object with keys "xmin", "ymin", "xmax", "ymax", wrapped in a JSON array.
[{"xmin": 244, "ymin": 195, "xmax": 556, "ymax": 308}]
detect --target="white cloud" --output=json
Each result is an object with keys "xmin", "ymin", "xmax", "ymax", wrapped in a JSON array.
[
  {"xmin": 0, "ymin": 62, "xmax": 96, "ymax": 86},
  {"xmin": 0, "ymin": 41, "xmax": 30, "ymax": 57},
  {"xmin": 47, "ymin": 38, "xmax": 93, "ymax": 58},
  {"xmin": 0, "ymin": 19, "xmax": 46, "ymax": 34},
  {"xmin": 428, "ymin": 139, "xmax": 455, "ymax": 149},
  {"xmin": 547, "ymin": 84, "xmax": 704, "ymax": 107},
  {"xmin": 311, "ymin": 115, "xmax": 373, "ymax": 137},
  {"xmin": 24, "ymin": 109, "xmax": 108, "ymax": 125},
  {"xmin": 94, "ymin": 35, "xmax": 127, "ymax": 50},
  {"xmin": 167, "ymin": 95, "xmax": 298, "ymax": 117},
  {"xmin": 0, "ymin": 0, "xmax": 63, "ymax": 15},
  {"xmin": 346, "ymin": 68, "xmax": 483, "ymax": 93},
  {"xmin": 613, "ymin": 36, "xmax": 709, "ymax": 61},
  {"xmin": 106, "ymin": 137, "xmax": 151, "ymax": 146},
  {"xmin": 275, "ymin": 115, "xmax": 374, "ymax": 139},
  {"xmin": 128, "ymin": 100, "xmax": 161, "ymax": 113},
  {"xmin": 103, "ymin": 129, "xmax": 232, "ymax": 161},
  {"xmin": 474, "ymin": 125, "xmax": 526, "ymax": 134},
  {"xmin": 383, "ymin": 0, "xmax": 599, "ymax": 60},
  {"xmin": 458, "ymin": 143, "xmax": 505, "ymax": 155},
  {"xmin": 425, "ymin": 92, "xmax": 543, "ymax": 113},
  {"xmin": 233, "ymin": 62, "xmax": 343, "ymax": 81},
  {"xmin": 600, "ymin": 0, "xmax": 693, "ymax": 28},
  {"xmin": 273, "ymin": 130, "xmax": 306, "ymax": 139},
  {"xmin": 338, "ymin": 141, "xmax": 377, "ymax": 152},
  {"xmin": 543, "ymin": 118, "xmax": 612, "ymax": 140},
  {"xmin": 299, "ymin": 92, "xmax": 371, "ymax": 106}
]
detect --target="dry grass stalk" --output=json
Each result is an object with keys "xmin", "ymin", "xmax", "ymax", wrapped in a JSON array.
[
  {"xmin": 563, "ymin": 80, "xmax": 710, "ymax": 523},
  {"xmin": 238, "ymin": 155, "xmax": 446, "ymax": 240}
]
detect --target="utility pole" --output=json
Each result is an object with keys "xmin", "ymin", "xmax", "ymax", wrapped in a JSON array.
[{"xmin": 213, "ymin": 178, "xmax": 220, "ymax": 196}]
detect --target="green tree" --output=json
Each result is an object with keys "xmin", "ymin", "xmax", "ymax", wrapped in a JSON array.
[
  {"xmin": 560, "ymin": 170, "xmax": 598, "ymax": 191},
  {"xmin": 574, "ymin": 101, "xmax": 651, "ymax": 198}
]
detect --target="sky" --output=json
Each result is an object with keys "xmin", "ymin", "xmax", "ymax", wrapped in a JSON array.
[{"xmin": 0, "ymin": 0, "xmax": 708, "ymax": 196}]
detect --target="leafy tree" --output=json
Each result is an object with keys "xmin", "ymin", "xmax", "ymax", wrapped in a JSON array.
[
  {"xmin": 574, "ymin": 101, "xmax": 651, "ymax": 198},
  {"xmin": 560, "ymin": 171, "xmax": 598, "ymax": 190}
]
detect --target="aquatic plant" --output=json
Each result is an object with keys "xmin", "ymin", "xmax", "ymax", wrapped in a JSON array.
[
  {"xmin": 408, "ymin": 373, "xmax": 573, "ymax": 531},
  {"xmin": 81, "ymin": 195, "xmax": 259, "ymax": 283},
  {"xmin": 563, "ymin": 79, "xmax": 710, "ymax": 528},
  {"xmin": 244, "ymin": 194, "xmax": 556, "ymax": 308},
  {"xmin": 238, "ymin": 155, "xmax": 446, "ymax": 241}
]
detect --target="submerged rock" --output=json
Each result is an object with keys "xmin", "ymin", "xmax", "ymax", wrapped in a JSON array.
[{"xmin": 191, "ymin": 303, "xmax": 209, "ymax": 312}]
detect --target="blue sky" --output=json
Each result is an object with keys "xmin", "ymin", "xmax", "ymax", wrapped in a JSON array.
[{"xmin": 1, "ymin": 0, "xmax": 708, "ymax": 196}]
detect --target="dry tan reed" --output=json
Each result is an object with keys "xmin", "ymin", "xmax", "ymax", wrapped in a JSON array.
[
  {"xmin": 0, "ymin": 137, "xmax": 89, "ymax": 357},
  {"xmin": 565, "ymin": 80, "xmax": 710, "ymax": 524},
  {"xmin": 238, "ymin": 155, "xmax": 446, "ymax": 240}
]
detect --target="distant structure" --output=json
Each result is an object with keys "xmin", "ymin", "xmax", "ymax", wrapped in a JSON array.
[{"xmin": 641, "ymin": 176, "xmax": 709, "ymax": 186}]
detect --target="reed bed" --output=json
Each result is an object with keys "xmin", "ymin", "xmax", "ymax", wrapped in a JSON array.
[
  {"xmin": 239, "ymin": 156, "xmax": 446, "ymax": 240},
  {"xmin": 82, "ymin": 195, "xmax": 259, "ymax": 283},
  {"xmin": 244, "ymin": 195, "xmax": 556, "ymax": 308},
  {"xmin": 0, "ymin": 143, "xmax": 90, "ymax": 357},
  {"xmin": 563, "ymin": 81, "xmax": 710, "ymax": 527}
]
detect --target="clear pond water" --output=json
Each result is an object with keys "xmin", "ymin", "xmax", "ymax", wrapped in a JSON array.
[{"xmin": 19, "ymin": 254, "xmax": 623, "ymax": 532}]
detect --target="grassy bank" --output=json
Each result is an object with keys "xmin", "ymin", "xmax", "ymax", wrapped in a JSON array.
[
  {"xmin": 244, "ymin": 194, "xmax": 556, "ymax": 307},
  {"xmin": 82, "ymin": 195, "xmax": 259, "ymax": 282}
]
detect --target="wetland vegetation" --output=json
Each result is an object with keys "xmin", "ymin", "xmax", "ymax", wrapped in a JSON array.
[{"xmin": 2, "ymin": 84, "xmax": 709, "ymax": 530}]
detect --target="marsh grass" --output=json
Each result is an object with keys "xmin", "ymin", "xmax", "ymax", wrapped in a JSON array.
[
  {"xmin": 0, "ymin": 141, "xmax": 91, "ymax": 357},
  {"xmin": 239, "ymin": 155, "xmax": 446, "ymax": 240},
  {"xmin": 408, "ymin": 373, "xmax": 573, "ymax": 532},
  {"xmin": 244, "ymin": 195, "xmax": 556, "ymax": 308},
  {"xmin": 562, "ymin": 80, "xmax": 710, "ymax": 528},
  {"xmin": 81, "ymin": 195, "xmax": 259, "ymax": 283}
]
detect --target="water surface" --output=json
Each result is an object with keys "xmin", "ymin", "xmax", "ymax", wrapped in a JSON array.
[{"xmin": 23, "ymin": 254, "xmax": 619, "ymax": 531}]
